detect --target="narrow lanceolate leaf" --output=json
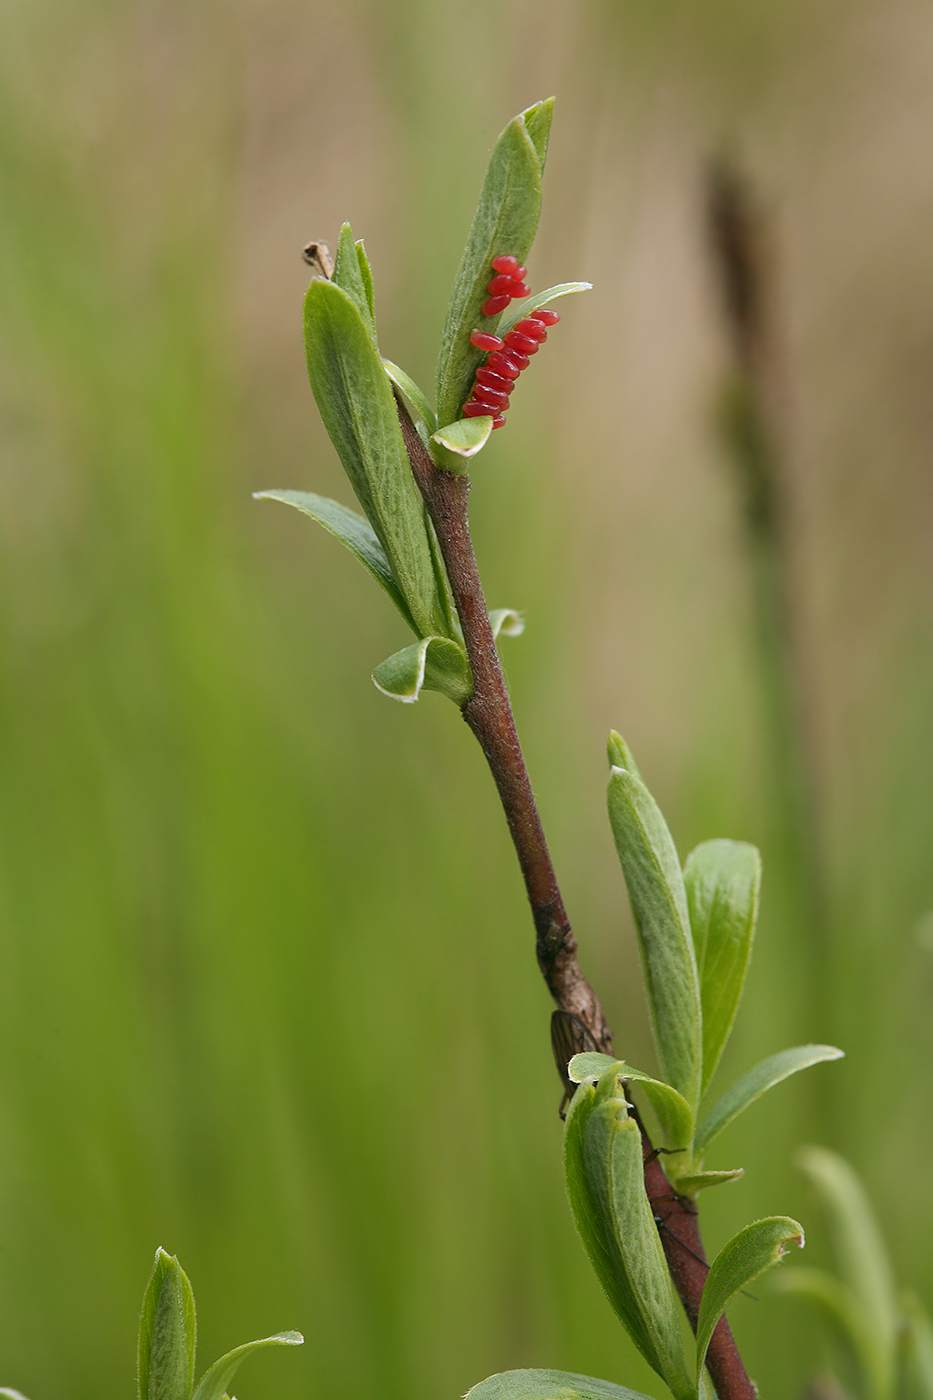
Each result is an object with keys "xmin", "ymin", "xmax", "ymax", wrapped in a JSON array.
[
  {"xmin": 563, "ymin": 1066, "xmax": 694, "ymax": 1400},
  {"xmin": 607, "ymin": 757, "xmax": 702, "ymax": 1114},
  {"xmin": 190, "ymin": 1333, "xmax": 303, "ymax": 1400},
  {"xmin": 695, "ymin": 1045, "xmax": 844, "ymax": 1155},
  {"xmin": 138, "ymin": 1248, "xmax": 196, "ymax": 1400},
  {"xmin": 696, "ymin": 1217, "xmax": 804, "ymax": 1374},
  {"xmin": 773, "ymin": 1268, "xmax": 885, "ymax": 1400},
  {"xmin": 332, "ymin": 222, "xmax": 376, "ymax": 338},
  {"xmin": 496, "ymin": 282, "xmax": 592, "ymax": 338},
  {"xmin": 303, "ymin": 279, "xmax": 445, "ymax": 639},
  {"xmin": 372, "ymin": 636, "xmax": 472, "ymax": 706},
  {"xmin": 674, "ymin": 1169, "xmax": 744, "ymax": 1196},
  {"xmin": 435, "ymin": 99, "xmax": 554, "ymax": 429},
  {"xmin": 466, "ymin": 1369, "xmax": 659, "ymax": 1400},
  {"xmin": 254, "ymin": 491, "xmax": 418, "ymax": 633},
  {"xmin": 568, "ymin": 1054, "xmax": 693, "ymax": 1153},
  {"xmin": 382, "ymin": 360, "xmax": 437, "ymax": 436},
  {"xmin": 796, "ymin": 1146, "xmax": 899, "ymax": 1371},
  {"xmin": 683, "ymin": 839, "xmax": 761, "ymax": 1092}
]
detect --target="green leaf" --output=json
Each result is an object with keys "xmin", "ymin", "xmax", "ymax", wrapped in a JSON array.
[
  {"xmin": 138, "ymin": 1248, "xmax": 197, "ymax": 1400},
  {"xmin": 696, "ymin": 1216, "xmax": 804, "ymax": 1374},
  {"xmin": 684, "ymin": 839, "xmax": 761, "ymax": 1091},
  {"xmin": 674, "ymin": 1169, "xmax": 744, "ymax": 1195},
  {"xmin": 253, "ymin": 490, "xmax": 418, "ymax": 633},
  {"xmin": 567, "ymin": 1053, "xmax": 693, "ymax": 1153},
  {"xmin": 774, "ymin": 1268, "xmax": 885, "ymax": 1400},
  {"xmin": 796, "ymin": 1147, "xmax": 899, "ymax": 1369},
  {"xmin": 304, "ymin": 278, "xmax": 446, "ymax": 639},
  {"xmin": 496, "ymin": 282, "xmax": 592, "ymax": 338},
  {"xmin": 435, "ymin": 99, "xmax": 554, "ymax": 429},
  {"xmin": 695, "ymin": 1045, "xmax": 844, "ymax": 1155},
  {"xmin": 372, "ymin": 636, "xmax": 472, "ymax": 705},
  {"xmin": 606, "ymin": 752, "xmax": 702, "ymax": 1114},
  {"xmin": 332, "ymin": 223, "xmax": 375, "ymax": 337},
  {"xmin": 382, "ymin": 360, "xmax": 437, "ymax": 436},
  {"xmin": 899, "ymin": 1293, "xmax": 933, "ymax": 1400},
  {"xmin": 432, "ymin": 416, "xmax": 493, "ymax": 464},
  {"xmin": 466, "ymin": 1369, "xmax": 658, "ymax": 1400},
  {"xmin": 489, "ymin": 608, "xmax": 524, "ymax": 640},
  {"xmin": 521, "ymin": 97, "xmax": 553, "ymax": 165},
  {"xmin": 607, "ymin": 729, "xmax": 642, "ymax": 781},
  {"xmin": 0, "ymin": 1390, "xmax": 33, "ymax": 1399},
  {"xmin": 355, "ymin": 239, "xmax": 375, "ymax": 324},
  {"xmin": 190, "ymin": 1332, "xmax": 303, "ymax": 1400},
  {"xmin": 563, "ymin": 1066, "xmax": 694, "ymax": 1400}
]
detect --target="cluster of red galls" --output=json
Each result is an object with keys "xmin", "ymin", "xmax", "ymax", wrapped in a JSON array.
[{"xmin": 462, "ymin": 255, "xmax": 560, "ymax": 431}]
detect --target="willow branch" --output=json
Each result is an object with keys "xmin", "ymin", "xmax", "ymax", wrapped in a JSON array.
[{"xmin": 399, "ymin": 407, "xmax": 756, "ymax": 1400}]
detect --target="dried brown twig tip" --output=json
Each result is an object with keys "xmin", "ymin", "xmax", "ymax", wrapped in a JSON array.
[{"xmin": 302, "ymin": 240, "xmax": 334, "ymax": 279}]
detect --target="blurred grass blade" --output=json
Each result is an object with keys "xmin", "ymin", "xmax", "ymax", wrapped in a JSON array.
[
  {"xmin": 303, "ymin": 279, "xmax": 445, "ymax": 638},
  {"xmin": 607, "ymin": 749, "xmax": 702, "ymax": 1114},
  {"xmin": 190, "ymin": 1332, "xmax": 303, "ymax": 1400},
  {"xmin": 796, "ymin": 1147, "xmax": 899, "ymax": 1368},
  {"xmin": 563, "ymin": 1065, "xmax": 694, "ymax": 1400},
  {"xmin": 466, "ymin": 1369, "xmax": 659, "ymax": 1400},
  {"xmin": 138, "ymin": 1249, "xmax": 196, "ymax": 1400},
  {"xmin": 435, "ymin": 99, "xmax": 554, "ymax": 429},
  {"xmin": 332, "ymin": 223, "xmax": 376, "ymax": 338},
  {"xmin": 899, "ymin": 1293, "xmax": 933, "ymax": 1400},
  {"xmin": 696, "ymin": 1217, "xmax": 804, "ymax": 1375},
  {"xmin": 382, "ymin": 360, "xmax": 437, "ymax": 436},
  {"xmin": 568, "ymin": 1053, "xmax": 694, "ymax": 1152},
  {"xmin": 683, "ymin": 839, "xmax": 761, "ymax": 1092},
  {"xmin": 773, "ymin": 1268, "xmax": 885, "ymax": 1400},
  {"xmin": 496, "ymin": 282, "xmax": 592, "ymax": 337},
  {"xmin": 696, "ymin": 1046, "xmax": 844, "ymax": 1155},
  {"xmin": 254, "ymin": 490, "xmax": 418, "ymax": 632},
  {"xmin": 372, "ymin": 637, "xmax": 472, "ymax": 705}
]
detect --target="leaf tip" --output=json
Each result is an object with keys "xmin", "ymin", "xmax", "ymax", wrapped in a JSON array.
[
  {"xmin": 372, "ymin": 673, "xmax": 422, "ymax": 704},
  {"xmin": 432, "ymin": 416, "xmax": 493, "ymax": 459}
]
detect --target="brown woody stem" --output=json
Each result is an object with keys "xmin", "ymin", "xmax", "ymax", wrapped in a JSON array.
[{"xmin": 399, "ymin": 406, "xmax": 756, "ymax": 1400}]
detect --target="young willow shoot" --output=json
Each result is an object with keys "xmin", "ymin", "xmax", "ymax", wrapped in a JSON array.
[
  {"xmin": 256, "ymin": 101, "xmax": 844, "ymax": 1400},
  {"xmin": 1, "ymin": 1248, "xmax": 302, "ymax": 1400}
]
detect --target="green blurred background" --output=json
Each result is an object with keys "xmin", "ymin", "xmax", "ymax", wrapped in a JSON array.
[{"xmin": 1, "ymin": 0, "xmax": 931, "ymax": 1396}]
